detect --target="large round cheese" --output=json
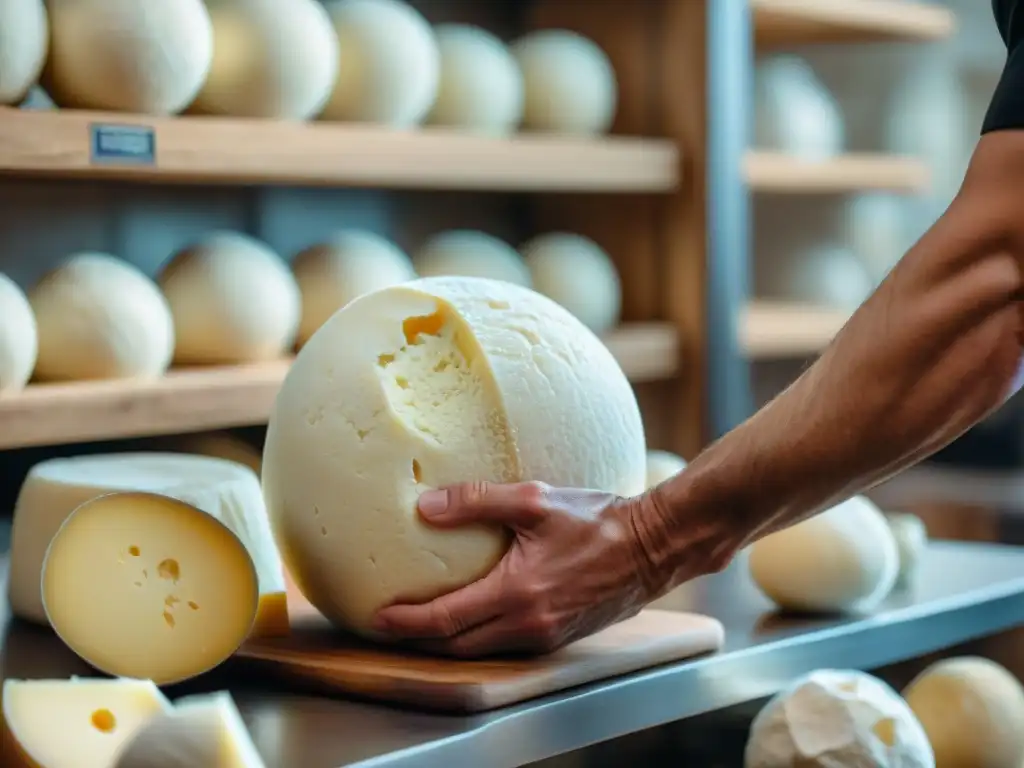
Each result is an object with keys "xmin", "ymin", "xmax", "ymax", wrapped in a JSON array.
[
  {"xmin": 745, "ymin": 669, "xmax": 934, "ymax": 767},
  {"xmin": 0, "ymin": 273, "xmax": 37, "ymax": 393},
  {"xmin": 292, "ymin": 230, "xmax": 416, "ymax": 348},
  {"xmin": 748, "ymin": 495, "xmax": 900, "ymax": 613},
  {"xmin": 521, "ymin": 232, "xmax": 621, "ymax": 335},
  {"xmin": 511, "ymin": 29, "xmax": 617, "ymax": 136},
  {"xmin": 904, "ymin": 657, "xmax": 1024, "ymax": 768},
  {"xmin": 43, "ymin": 0, "xmax": 213, "ymax": 114},
  {"xmin": 190, "ymin": 0, "xmax": 339, "ymax": 119},
  {"xmin": 8, "ymin": 453, "xmax": 288, "ymax": 638},
  {"xmin": 262, "ymin": 275, "xmax": 646, "ymax": 636},
  {"xmin": 645, "ymin": 450, "xmax": 687, "ymax": 490},
  {"xmin": 413, "ymin": 230, "xmax": 531, "ymax": 287},
  {"xmin": 426, "ymin": 24, "xmax": 523, "ymax": 135},
  {"xmin": 886, "ymin": 512, "xmax": 927, "ymax": 589},
  {"xmin": 0, "ymin": 0, "xmax": 48, "ymax": 105},
  {"xmin": 320, "ymin": 0, "xmax": 439, "ymax": 126},
  {"xmin": 159, "ymin": 232, "xmax": 300, "ymax": 365},
  {"xmin": 30, "ymin": 253, "xmax": 174, "ymax": 382}
]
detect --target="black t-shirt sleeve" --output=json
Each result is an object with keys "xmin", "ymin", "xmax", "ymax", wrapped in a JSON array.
[{"xmin": 984, "ymin": 0, "xmax": 1024, "ymax": 133}]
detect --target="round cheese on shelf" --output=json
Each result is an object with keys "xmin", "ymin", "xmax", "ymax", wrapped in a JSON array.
[
  {"xmin": 521, "ymin": 232, "xmax": 621, "ymax": 335},
  {"xmin": 904, "ymin": 656, "xmax": 1024, "ymax": 768},
  {"xmin": 756, "ymin": 241, "xmax": 875, "ymax": 311},
  {"xmin": 30, "ymin": 253, "xmax": 175, "ymax": 382},
  {"xmin": 2, "ymin": 677, "xmax": 173, "ymax": 768},
  {"xmin": 426, "ymin": 24, "xmax": 523, "ymax": 135},
  {"xmin": 645, "ymin": 450, "xmax": 687, "ymax": 490},
  {"xmin": 0, "ymin": 0, "xmax": 48, "ymax": 105},
  {"xmin": 190, "ymin": 0, "xmax": 339, "ymax": 119},
  {"xmin": 748, "ymin": 495, "xmax": 899, "ymax": 613},
  {"xmin": 43, "ymin": 0, "xmax": 213, "ymax": 114},
  {"xmin": 8, "ymin": 452, "xmax": 288, "ymax": 638},
  {"xmin": 753, "ymin": 55, "xmax": 844, "ymax": 161},
  {"xmin": 172, "ymin": 431, "xmax": 263, "ymax": 476},
  {"xmin": 511, "ymin": 29, "xmax": 617, "ymax": 136},
  {"xmin": 262, "ymin": 275, "xmax": 646, "ymax": 636},
  {"xmin": 320, "ymin": 0, "xmax": 439, "ymax": 126},
  {"xmin": 886, "ymin": 512, "xmax": 927, "ymax": 588},
  {"xmin": 0, "ymin": 273, "xmax": 37, "ymax": 393},
  {"xmin": 413, "ymin": 230, "xmax": 530, "ymax": 287},
  {"xmin": 292, "ymin": 230, "xmax": 416, "ymax": 348},
  {"xmin": 745, "ymin": 669, "xmax": 934, "ymax": 768},
  {"xmin": 159, "ymin": 232, "xmax": 300, "ymax": 365}
]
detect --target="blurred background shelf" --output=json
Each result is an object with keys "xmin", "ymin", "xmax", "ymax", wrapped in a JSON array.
[
  {"xmin": 745, "ymin": 151, "xmax": 931, "ymax": 193},
  {"xmin": 741, "ymin": 301, "xmax": 849, "ymax": 358}
]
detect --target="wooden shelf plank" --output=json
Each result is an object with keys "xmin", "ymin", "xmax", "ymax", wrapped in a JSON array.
[
  {"xmin": 0, "ymin": 324, "xmax": 680, "ymax": 450},
  {"xmin": 745, "ymin": 151, "xmax": 930, "ymax": 194},
  {"xmin": 742, "ymin": 301, "xmax": 850, "ymax": 358},
  {"xmin": 753, "ymin": 0, "xmax": 955, "ymax": 48},
  {"xmin": 0, "ymin": 107, "xmax": 679, "ymax": 192}
]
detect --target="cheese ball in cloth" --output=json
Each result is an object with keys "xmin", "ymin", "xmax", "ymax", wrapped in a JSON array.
[
  {"xmin": 413, "ymin": 231, "xmax": 531, "ymax": 288},
  {"xmin": 0, "ymin": 0, "xmax": 48, "ymax": 105},
  {"xmin": 745, "ymin": 669, "xmax": 934, "ymax": 768},
  {"xmin": 0, "ymin": 273, "xmax": 37, "ymax": 393},
  {"xmin": 262, "ymin": 275, "xmax": 647, "ymax": 636}
]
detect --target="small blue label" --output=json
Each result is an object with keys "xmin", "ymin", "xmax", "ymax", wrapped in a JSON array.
[{"xmin": 89, "ymin": 124, "xmax": 156, "ymax": 166}]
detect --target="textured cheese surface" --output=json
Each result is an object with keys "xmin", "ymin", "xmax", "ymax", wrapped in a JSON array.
[
  {"xmin": 9, "ymin": 452, "xmax": 287, "ymax": 637},
  {"xmin": 645, "ymin": 450, "xmax": 687, "ymax": 490},
  {"xmin": 2, "ymin": 677, "xmax": 173, "ymax": 768},
  {"xmin": 413, "ymin": 231, "xmax": 531, "ymax": 288},
  {"xmin": 0, "ymin": 0, "xmax": 48, "ymax": 105},
  {"xmin": 748, "ymin": 495, "xmax": 899, "ymax": 613},
  {"xmin": 263, "ymin": 276, "xmax": 646, "ymax": 635},
  {"xmin": 0, "ymin": 273, "xmax": 38, "ymax": 392},
  {"xmin": 29, "ymin": 253, "xmax": 175, "ymax": 382},
  {"xmin": 159, "ymin": 232, "xmax": 301, "ymax": 364}
]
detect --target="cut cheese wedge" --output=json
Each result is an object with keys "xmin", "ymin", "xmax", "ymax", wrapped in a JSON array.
[
  {"xmin": 114, "ymin": 692, "xmax": 266, "ymax": 768},
  {"xmin": 1, "ymin": 677, "xmax": 172, "ymax": 768},
  {"xmin": 8, "ymin": 452, "xmax": 288, "ymax": 637},
  {"xmin": 42, "ymin": 492, "xmax": 259, "ymax": 686}
]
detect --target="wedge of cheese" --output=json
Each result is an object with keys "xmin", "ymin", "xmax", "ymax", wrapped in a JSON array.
[{"xmin": 8, "ymin": 452, "xmax": 289, "ymax": 637}]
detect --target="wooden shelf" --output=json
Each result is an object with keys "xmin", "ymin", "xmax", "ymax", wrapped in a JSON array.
[
  {"xmin": 741, "ymin": 301, "xmax": 850, "ymax": 358},
  {"xmin": 753, "ymin": 0, "xmax": 955, "ymax": 48},
  {"xmin": 0, "ymin": 107, "xmax": 679, "ymax": 192},
  {"xmin": 0, "ymin": 324, "xmax": 679, "ymax": 451},
  {"xmin": 745, "ymin": 151, "xmax": 930, "ymax": 194}
]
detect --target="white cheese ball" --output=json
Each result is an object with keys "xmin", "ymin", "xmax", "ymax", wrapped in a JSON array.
[
  {"xmin": 904, "ymin": 657, "xmax": 1024, "ymax": 768},
  {"xmin": 0, "ymin": 0, "xmax": 48, "ymax": 105},
  {"xmin": 43, "ymin": 0, "xmax": 213, "ymax": 114},
  {"xmin": 413, "ymin": 231, "xmax": 531, "ymax": 288},
  {"xmin": 262, "ymin": 275, "xmax": 647, "ymax": 636},
  {"xmin": 320, "ymin": 0, "xmax": 439, "ymax": 126},
  {"xmin": 30, "ymin": 254, "xmax": 174, "ymax": 382},
  {"xmin": 511, "ymin": 29, "xmax": 617, "ymax": 136},
  {"xmin": 521, "ymin": 233, "xmax": 621, "ymax": 335},
  {"xmin": 746, "ymin": 669, "xmax": 934, "ymax": 768},
  {"xmin": 426, "ymin": 24, "xmax": 523, "ymax": 135},
  {"xmin": 292, "ymin": 231, "xmax": 416, "ymax": 348},
  {"xmin": 159, "ymin": 232, "xmax": 300, "ymax": 365},
  {"xmin": 190, "ymin": 0, "xmax": 339, "ymax": 119},
  {"xmin": 758, "ymin": 242, "xmax": 875, "ymax": 310},
  {"xmin": 754, "ymin": 55, "xmax": 844, "ymax": 161},
  {"xmin": 645, "ymin": 450, "xmax": 686, "ymax": 490},
  {"xmin": 748, "ymin": 495, "xmax": 900, "ymax": 613},
  {"xmin": 886, "ymin": 513, "xmax": 927, "ymax": 588},
  {"xmin": 0, "ymin": 274, "xmax": 37, "ymax": 392}
]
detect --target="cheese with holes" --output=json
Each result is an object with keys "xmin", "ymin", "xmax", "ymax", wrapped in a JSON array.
[
  {"xmin": 2, "ymin": 677, "xmax": 172, "ymax": 768},
  {"xmin": 115, "ymin": 692, "xmax": 265, "ymax": 768},
  {"xmin": 43, "ymin": 492, "xmax": 259, "ymax": 685},
  {"xmin": 413, "ymin": 231, "xmax": 530, "ymax": 288},
  {"xmin": 0, "ymin": 0, "xmax": 48, "ymax": 105},
  {"xmin": 9, "ymin": 453, "xmax": 288, "ymax": 638},
  {"xmin": 645, "ymin": 450, "xmax": 687, "ymax": 490},
  {"xmin": 745, "ymin": 669, "xmax": 934, "ymax": 767},
  {"xmin": 0, "ymin": 273, "xmax": 37, "ymax": 393},
  {"xmin": 263, "ymin": 275, "xmax": 646, "ymax": 636}
]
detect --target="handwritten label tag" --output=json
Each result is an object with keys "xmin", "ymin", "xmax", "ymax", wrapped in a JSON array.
[{"xmin": 89, "ymin": 124, "xmax": 156, "ymax": 166}]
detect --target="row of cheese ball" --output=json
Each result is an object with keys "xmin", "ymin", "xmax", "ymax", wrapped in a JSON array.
[{"xmin": 2, "ymin": 0, "xmax": 617, "ymax": 135}]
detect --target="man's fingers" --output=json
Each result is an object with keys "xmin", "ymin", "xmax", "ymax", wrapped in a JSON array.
[
  {"xmin": 417, "ymin": 618, "xmax": 538, "ymax": 659},
  {"xmin": 418, "ymin": 481, "xmax": 550, "ymax": 529},
  {"xmin": 372, "ymin": 573, "xmax": 503, "ymax": 639}
]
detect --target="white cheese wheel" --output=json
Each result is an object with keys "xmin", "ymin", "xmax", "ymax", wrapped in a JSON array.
[
  {"xmin": 426, "ymin": 24, "xmax": 524, "ymax": 135},
  {"xmin": 745, "ymin": 669, "xmax": 934, "ymax": 768},
  {"xmin": 645, "ymin": 450, "xmax": 687, "ymax": 490},
  {"xmin": 159, "ymin": 232, "xmax": 301, "ymax": 365},
  {"xmin": 320, "ymin": 0, "xmax": 439, "ymax": 126},
  {"xmin": 753, "ymin": 55, "xmax": 844, "ymax": 161},
  {"xmin": 292, "ymin": 230, "xmax": 416, "ymax": 348},
  {"xmin": 904, "ymin": 656, "xmax": 1024, "ymax": 768},
  {"xmin": 413, "ymin": 230, "xmax": 531, "ymax": 287},
  {"xmin": 886, "ymin": 513, "xmax": 927, "ymax": 588},
  {"xmin": 43, "ymin": 0, "xmax": 213, "ymax": 114},
  {"xmin": 115, "ymin": 692, "xmax": 265, "ymax": 768},
  {"xmin": 0, "ymin": 274, "xmax": 37, "ymax": 393},
  {"xmin": 263, "ymin": 275, "xmax": 646, "ymax": 636},
  {"xmin": 8, "ymin": 453, "xmax": 288, "ymax": 638},
  {"xmin": 2, "ymin": 677, "xmax": 172, "ymax": 768},
  {"xmin": 511, "ymin": 29, "xmax": 617, "ymax": 136},
  {"xmin": 172, "ymin": 431, "xmax": 263, "ymax": 476},
  {"xmin": 30, "ymin": 253, "xmax": 175, "ymax": 382},
  {"xmin": 521, "ymin": 232, "xmax": 621, "ymax": 335},
  {"xmin": 748, "ymin": 495, "xmax": 900, "ymax": 613},
  {"xmin": 0, "ymin": 0, "xmax": 48, "ymax": 105},
  {"xmin": 757, "ymin": 242, "xmax": 874, "ymax": 311},
  {"xmin": 190, "ymin": 0, "xmax": 339, "ymax": 119}
]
